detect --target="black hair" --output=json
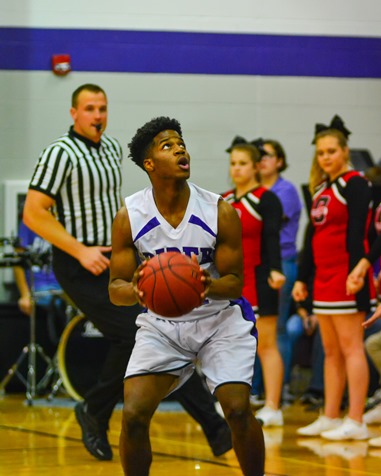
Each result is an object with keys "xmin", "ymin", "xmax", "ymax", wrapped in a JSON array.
[
  {"xmin": 128, "ymin": 117, "xmax": 182, "ymax": 170},
  {"xmin": 263, "ymin": 139, "xmax": 288, "ymax": 172}
]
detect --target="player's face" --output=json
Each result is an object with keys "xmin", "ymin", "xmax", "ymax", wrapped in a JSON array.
[
  {"xmin": 148, "ymin": 130, "xmax": 190, "ymax": 178},
  {"xmin": 229, "ymin": 149, "xmax": 257, "ymax": 186},
  {"xmin": 257, "ymin": 144, "xmax": 282, "ymax": 179},
  {"xmin": 70, "ymin": 90, "xmax": 108, "ymax": 143},
  {"xmin": 316, "ymin": 135, "xmax": 349, "ymax": 180}
]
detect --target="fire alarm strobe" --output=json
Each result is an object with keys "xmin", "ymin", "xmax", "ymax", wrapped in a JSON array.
[{"xmin": 52, "ymin": 54, "xmax": 71, "ymax": 75}]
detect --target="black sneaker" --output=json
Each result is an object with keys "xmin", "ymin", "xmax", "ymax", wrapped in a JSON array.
[
  {"xmin": 299, "ymin": 390, "xmax": 324, "ymax": 412},
  {"xmin": 365, "ymin": 388, "xmax": 381, "ymax": 412},
  {"xmin": 300, "ymin": 390, "xmax": 323, "ymax": 406},
  {"xmin": 207, "ymin": 424, "xmax": 233, "ymax": 457},
  {"xmin": 281, "ymin": 384, "xmax": 296, "ymax": 405},
  {"xmin": 75, "ymin": 402, "xmax": 113, "ymax": 461}
]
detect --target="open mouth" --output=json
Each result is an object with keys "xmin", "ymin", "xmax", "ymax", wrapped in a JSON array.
[{"xmin": 178, "ymin": 157, "xmax": 190, "ymax": 170}]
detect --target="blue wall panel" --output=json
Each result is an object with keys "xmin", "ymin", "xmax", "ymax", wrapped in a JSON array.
[{"xmin": 1, "ymin": 27, "xmax": 381, "ymax": 78}]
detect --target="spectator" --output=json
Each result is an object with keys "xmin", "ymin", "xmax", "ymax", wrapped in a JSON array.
[{"xmin": 293, "ymin": 115, "xmax": 375, "ymax": 441}]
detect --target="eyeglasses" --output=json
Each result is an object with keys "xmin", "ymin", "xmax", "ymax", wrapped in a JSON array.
[{"xmin": 260, "ymin": 153, "xmax": 277, "ymax": 160}]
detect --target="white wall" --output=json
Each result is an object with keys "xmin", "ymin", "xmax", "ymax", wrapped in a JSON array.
[
  {"xmin": 1, "ymin": 0, "xmax": 381, "ymax": 249},
  {"xmin": 2, "ymin": 0, "xmax": 381, "ymax": 36}
]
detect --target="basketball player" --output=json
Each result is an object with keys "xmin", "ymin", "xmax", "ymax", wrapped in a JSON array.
[
  {"xmin": 293, "ymin": 115, "xmax": 376, "ymax": 440},
  {"xmin": 109, "ymin": 117, "xmax": 265, "ymax": 476}
]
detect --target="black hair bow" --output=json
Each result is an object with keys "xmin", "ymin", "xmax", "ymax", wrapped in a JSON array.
[
  {"xmin": 251, "ymin": 138, "xmax": 267, "ymax": 156},
  {"xmin": 225, "ymin": 135, "xmax": 248, "ymax": 152},
  {"xmin": 226, "ymin": 136, "xmax": 267, "ymax": 157},
  {"xmin": 312, "ymin": 114, "xmax": 351, "ymax": 144}
]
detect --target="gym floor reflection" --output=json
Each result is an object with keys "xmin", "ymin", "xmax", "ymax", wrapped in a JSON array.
[{"xmin": 1, "ymin": 395, "xmax": 381, "ymax": 475}]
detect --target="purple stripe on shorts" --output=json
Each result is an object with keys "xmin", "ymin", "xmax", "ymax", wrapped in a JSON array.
[{"xmin": 231, "ymin": 297, "xmax": 258, "ymax": 340}]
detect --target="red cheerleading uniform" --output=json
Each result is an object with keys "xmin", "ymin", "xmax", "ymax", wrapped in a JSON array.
[
  {"xmin": 222, "ymin": 186, "xmax": 283, "ymax": 314},
  {"xmin": 299, "ymin": 171, "xmax": 376, "ymax": 314}
]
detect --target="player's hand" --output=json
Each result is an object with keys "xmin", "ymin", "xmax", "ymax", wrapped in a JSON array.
[
  {"xmin": 292, "ymin": 281, "xmax": 308, "ymax": 302},
  {"xmin": 78, "ymin": 246, "xmax": 112, "ymax": 275},
  {"xmin": 268, "ymin": 270, "xmax": 286, "ymax": 290},
  {"xmin": 362, "ymin": 304, "xmax": 381, "ymax": 328},
  {"xmin": 190, "ymin": 254, "xmax": 209, "ymax": 298},
  {"xmin": 132, "ymin": 260, "xmax": 148, "ymax": 306},
  {"xmin": 200, "ymin": 269, "xmax": 211, "ymax": 299}
]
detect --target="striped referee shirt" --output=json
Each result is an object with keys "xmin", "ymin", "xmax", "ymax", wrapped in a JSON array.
[{"xmin": 29, "ymin": 127, "xmax": 123, "ymax": 246}]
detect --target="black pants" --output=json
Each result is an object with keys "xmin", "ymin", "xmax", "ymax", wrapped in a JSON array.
[{"xmin": 53, "ymin": 248, "xmax": 226, "ymax": 437}]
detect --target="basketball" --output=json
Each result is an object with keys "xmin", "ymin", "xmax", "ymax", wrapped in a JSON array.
[{"xmin": 137, "ymin": 251, "xmax": 205, "ymax": 317}]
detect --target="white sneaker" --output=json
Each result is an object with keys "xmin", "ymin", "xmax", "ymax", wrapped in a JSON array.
[
  {"xmin": 297, "ymin": 415, "xmax": 342, "ymax": 436},
  {"xmin": 363, "ymin": 404, "xmax": 381, "ymax": 425},
  {"xmin": 321, "ymin": 417, "xmax": 369, "ymax": 441},
  {"xmin": 255, "ymin": 406, "xmax": 283, "ymax": 427},
  {"xmin": 369, "ymin": 436, "xmax": 381, "ymax": 447}
]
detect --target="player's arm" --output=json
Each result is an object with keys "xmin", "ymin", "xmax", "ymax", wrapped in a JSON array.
[
  {"xmin": 207, "ymin": 199, "xmax": 243, "ymax": 299},
  {"xmin": 109, "ymin": 206, "xmax": 141, "ymax": 306}
]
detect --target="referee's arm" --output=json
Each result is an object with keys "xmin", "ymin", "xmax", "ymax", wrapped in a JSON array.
[{"xmin": 23, "ymin": 189, "xmax": 110, "ymax": 276}]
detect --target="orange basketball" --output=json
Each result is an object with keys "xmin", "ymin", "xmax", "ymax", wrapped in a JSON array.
[{"xmin": 137, "ymin": 252, "xmax": 205, "ymax": 317}]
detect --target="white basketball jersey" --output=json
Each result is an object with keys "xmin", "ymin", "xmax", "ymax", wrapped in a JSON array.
[{"xmin": 124, "ymin": 182, "xmax": 230, "ymax": 321}]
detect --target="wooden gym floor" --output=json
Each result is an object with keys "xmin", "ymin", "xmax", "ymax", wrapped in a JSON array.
[{"xmin": 1, "ymin": 394, "xmax": 381, "ymax": 476}]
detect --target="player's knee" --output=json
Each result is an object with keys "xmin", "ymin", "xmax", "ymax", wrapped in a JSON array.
[
  {"xmin": 223, "ymin": 402, "xmax": 250, "ymax": 426},
  {"xmin": 122, "ymin": 404, "xmax": 150, "ymax": 439}
]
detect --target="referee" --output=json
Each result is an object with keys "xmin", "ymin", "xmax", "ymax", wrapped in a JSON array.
[{"xmin": 23, "ymin": 84, "xmax": 232, "ymax": 461}]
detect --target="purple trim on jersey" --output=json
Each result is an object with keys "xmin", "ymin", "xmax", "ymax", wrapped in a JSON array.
[
  {"xmin": 188, "ymin": 214, "xmax": 217, "ymax": 237},
  {"xmin": 231, "ymin": 297, "xmax": 258, "ymax": 340},
  {"xmin": 133, "ymin": 217, "xmax": 160, "ymax": 243}
]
